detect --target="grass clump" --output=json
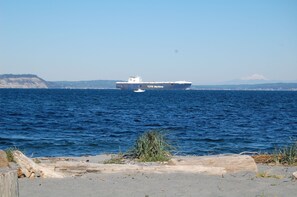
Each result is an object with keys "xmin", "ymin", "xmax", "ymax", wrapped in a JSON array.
[
  {"xmin": 103, "ymin": 130, "xmax": 174, "ymax": 164},
  {"xmin": 256, "ymin": 171, "xmax": 283, "ymax": 179},
  {"xmin": 104, "ymin": 154, "xmax": 125, "ymax": 164},
  {"xmin": 4, "ymin": 147, "xmax": 17, "ymax": 162},
  {"xmin": 273, "ymin": 141, "xmax": 297, "ymax": 165},
  {"xmin": 253, "ymin": 140, "xmax": 297, "ymax": 166},
  {"xmin": 129, "ymin": 130, "xmax": 173, "ymax": 162},
  {"xmin": 33, "ymin": 158, "xmax": 41, "ymax": 164},
  {"xmin": 252, "ymin": 154, "xmax": 274, "ymax": 164}
]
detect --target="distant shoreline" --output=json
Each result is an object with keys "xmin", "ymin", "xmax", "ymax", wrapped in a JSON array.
[
  {"xmin": 1, "ymin": 88, "xmax": 297, "ymax": 91},
  {"xmin": 1, "ymin": 74, "xmax": 297, "ymax": 90}
]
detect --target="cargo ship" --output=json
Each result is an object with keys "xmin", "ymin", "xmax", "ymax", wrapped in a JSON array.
[{"xmin": 116, "ymin": 76, "xmax": 192, "ymax": 90}]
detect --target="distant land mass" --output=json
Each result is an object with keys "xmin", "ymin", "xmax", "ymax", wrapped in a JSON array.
[
  {"xmin": 0, "ymin": 74, "xmax": 48, "ymax": 89},
  {"xmin": 0, "ymin": 74, "xmax": 297, "ymax": 91},
  {"xmin": 0, "ymin": 74, "xmax": 120, "ymax": 89},
  {"xmin": 47, "ymin": 80, "xmax": 119, "ymax": 89}
]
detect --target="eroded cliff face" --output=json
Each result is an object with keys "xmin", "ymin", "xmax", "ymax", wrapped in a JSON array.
[{"xmin": 0, "ymin": 74, "xmax": 48, "ymax": 88}]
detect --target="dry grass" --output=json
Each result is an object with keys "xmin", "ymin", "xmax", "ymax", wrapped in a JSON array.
[
  {"xmin": 274, "ymin": 141, "xmax": 297, "ymax": 165},
  {"xmin": 4, "ymin": 147, "xmax": 17, "ymax": 162},
  {"xmin": 104, "ymin": 154, "xmax": 125, "ymax": 164},
  {"xmin": 252, "ymin": 155, "xmax": 275, "ymax": 164},
  {"xmin": 256, "ymin": 171, "xmax": 283, "ymax": 179},
  {"xmin": 32, "ymin": 158, "xmax": 41, "ymax": 164},
  {"xmin": 252, "ymin": 141, "xmax": 297, "ymax": 166}
]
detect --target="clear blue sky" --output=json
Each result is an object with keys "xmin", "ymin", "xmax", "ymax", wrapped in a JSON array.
[{"xmin": 0, "ymin": 0, "xmax": 296, "ymax": 84}]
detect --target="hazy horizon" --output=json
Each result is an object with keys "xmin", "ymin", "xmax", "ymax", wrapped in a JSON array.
[{"xmin": 1, "ymin": 0, "xmax": 296, "ymax": 84}]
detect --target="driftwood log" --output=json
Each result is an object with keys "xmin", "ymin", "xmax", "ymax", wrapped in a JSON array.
[
  {"xmin": 12, "ymin": 151, "xmax": 258, "ymax": 178},
  {"xmin": 0, "ymin": 169, "xmax": 19, "ymax": 197},
  {"xmin": 0, "ymin": 150, "xmax": 9, "ymax": 168},
  {"xmin": 42, "ymin": 154, "xmax": 258, "ymax": 176},
  {"xmin": 43, "ymin": 161, "xmax": 228, "ymax": 176},
  {"xmin": 12, "ymin": 151, "xmax": 64, "ymax": 178}
]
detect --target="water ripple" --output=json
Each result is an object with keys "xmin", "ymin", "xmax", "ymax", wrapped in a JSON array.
[{"xmin": 0, "ymin": 89, "xmax": 297, "ymax": 156}]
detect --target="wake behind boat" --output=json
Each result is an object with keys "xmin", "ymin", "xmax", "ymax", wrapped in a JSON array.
[
  {"xmin": 134, "ymin": 88, "xmax": 145, "ymax": 93},
  {"xmin": 116, "ymin": 76, "xmax": 192, "ymax": 90}
]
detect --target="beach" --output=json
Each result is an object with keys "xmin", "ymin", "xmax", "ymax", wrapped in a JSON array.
[
  {"xmin": 19, "ymin": 165, "xmax": 296, "ymax": 197},
  {"xmin": 17, "ymin": 155, "xmax": 297, "ymax": 197}
]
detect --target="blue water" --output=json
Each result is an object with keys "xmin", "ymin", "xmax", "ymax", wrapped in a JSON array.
[{"xmin": 0, "ymin": 89, "xmax": 297, "ymax": 157}]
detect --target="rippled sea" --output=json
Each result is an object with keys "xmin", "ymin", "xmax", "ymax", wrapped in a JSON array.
[{"xmin": 0, "ymin": 89, "xmax": 297, "ymax": 157}]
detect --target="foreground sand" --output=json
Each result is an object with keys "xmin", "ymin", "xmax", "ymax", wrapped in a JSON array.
[{"xmin": 18, "ymin": 155, "xmax": 297, "ymax": 197}]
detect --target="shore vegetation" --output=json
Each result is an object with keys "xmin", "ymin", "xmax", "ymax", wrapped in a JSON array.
[
  {"xmin": 104, "ymin": 130, "xmax": 173, "ymax": 164},
  {"xmin": 252, "ymin": 140, "xmax": 297, "ymax": 166},
  {"xmin": 273, "ymin": 141, "xmax": 297, "ymax": 165},
  {"xmin": 129, "ymin": 130, "xmax": 173, "ymax": 162},
  {"xmin": 103, "ymin": 153, "xmax": 125, "ymax": 164},
  {"xmin": 256, "ymin": 171, "xmax": 283, "ymax": 179},
  {"xmin": 4, "ymin": 147, "xmax": 17, "ymax": 162}
]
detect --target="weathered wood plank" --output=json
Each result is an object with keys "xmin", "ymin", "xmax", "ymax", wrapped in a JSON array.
[
  {"xmin": 11, "ymin": 151, "xmax": 258, "ymax": 178},
  {"xmin": 0, "ymin": 150, "xmax": 9, "ymax": 168},
  {"xmin": 42, "ymin": 154, "xmax": 257, "ymax": 176},
  {"xmin": 0, "ymin": 169, "xmax": 19, "ymax": 197}
]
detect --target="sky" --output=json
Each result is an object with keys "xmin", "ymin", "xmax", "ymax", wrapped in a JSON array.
[{"xmin": 0, "ymin": 0, "xmax": 296, "ymax": 84}]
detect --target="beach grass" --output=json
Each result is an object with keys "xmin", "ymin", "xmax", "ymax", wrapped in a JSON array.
[
  {"xmin": 129, "ymin": 130, "xmax": 173, "ymax": 162},
  {"xmin": 103, "ymin": 154, "xmax": 125, "ymax": 164},
  {"xmin": 273, "ymin": 141, "xmax": 297, "ymax": 165},
  {"xmin": 253, "ymin": 140, "xmax": 297, "ymax": 166},
  {"xmin": 4, "ymin": 147, "xmax": 17, "ymax": 162},
  {"xmin": 252, "ymin": 154, "xmax": 275, "ymax": 164},
  {"xmin": 256, "ymin": 171, "xmax": 283, "ymax": 179},
  {"xmin": 103, "ymin": 130, "xmax": 173, "ymax": 163}
]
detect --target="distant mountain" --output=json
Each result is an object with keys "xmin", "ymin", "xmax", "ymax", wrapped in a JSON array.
[
  {"xmin": 222, "ymin": 79, "xmax": 297, "ymax": 85},
  {"xmin": 219, "ymin": 74, "xmax": 296, "ymax": 85},
  {"xmin": 223, "ymin": 79, "xmax": 270, "ymax": 85},
  {"xmin": 0, "ymin": 74, "xmax": 48, "ymax": 89}
]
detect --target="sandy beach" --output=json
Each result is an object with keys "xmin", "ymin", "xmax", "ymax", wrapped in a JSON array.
[{"xmin": 17, "ymin": 155, "xmax": 297, "ymax": 197}]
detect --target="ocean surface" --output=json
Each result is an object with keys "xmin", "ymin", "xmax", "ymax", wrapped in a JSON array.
[{"xmin": 0, "ymin": 89, "xmax": 297, "ymax": 157}]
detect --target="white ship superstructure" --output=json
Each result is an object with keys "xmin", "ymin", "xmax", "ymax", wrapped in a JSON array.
[{"xmin": 116, "ymin": 76, "xmax": 191, "ymax": 90}]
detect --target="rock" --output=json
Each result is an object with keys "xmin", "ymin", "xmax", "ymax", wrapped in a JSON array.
[
  {"xmin": 0, "ymin": 150, "xmax": 9, "ymax": 168},
  {"xmin": 293, "ymin": 171, "xmax": 297, "ymax": 179}
]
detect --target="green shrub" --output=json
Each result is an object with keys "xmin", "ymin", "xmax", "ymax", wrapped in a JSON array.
[{"xmin": 129, "ymin": 130, "xmax": 173, "ymax": 162}]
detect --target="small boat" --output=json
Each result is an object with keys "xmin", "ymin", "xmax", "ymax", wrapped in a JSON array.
[{"xmin": 134, "ymin": 88, "xmax": 145, "ymax": 93}]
